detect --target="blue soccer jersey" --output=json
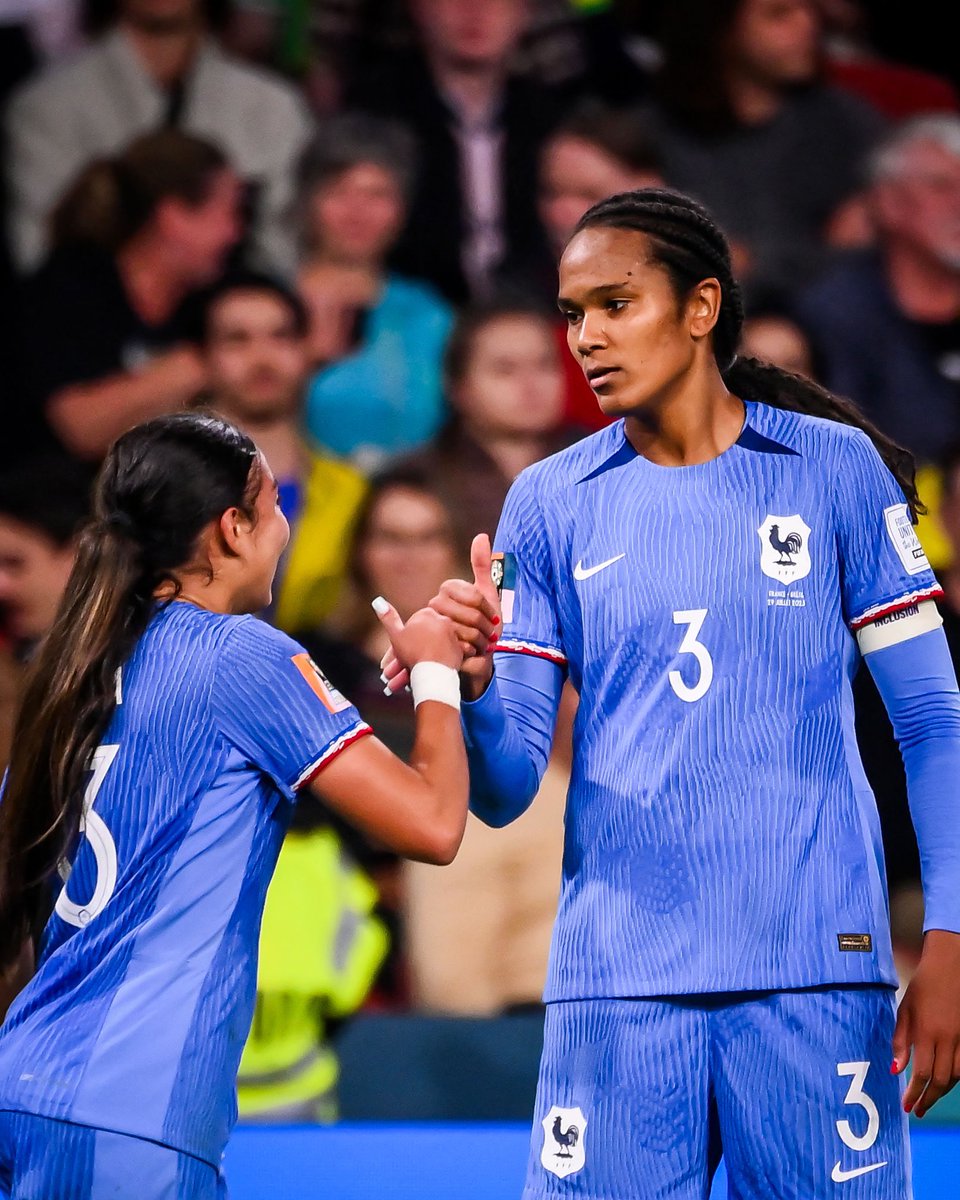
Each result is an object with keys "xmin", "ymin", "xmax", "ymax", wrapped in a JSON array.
[
  {"xmin": 0, "ymin": 601, "xmax": 369, "ymax": 1166},
  {"xmin": 490, "ymin": 400, "xmax": 943, "ymax": 1001}
]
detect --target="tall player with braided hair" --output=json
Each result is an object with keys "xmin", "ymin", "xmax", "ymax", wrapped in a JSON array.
[{"xmin": 383, "ymin": 188, "xmax": 960, "ymax": 1197}]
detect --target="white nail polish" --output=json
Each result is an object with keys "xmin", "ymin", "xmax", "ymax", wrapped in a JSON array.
[{"xmin": 371, "ymin": 596, "xmax": 390, "ymax": 616}]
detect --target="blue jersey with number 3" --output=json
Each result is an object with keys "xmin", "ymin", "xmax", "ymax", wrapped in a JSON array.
[
  {"xmin": 491, "ymin": 400, "xmax": 942, "ymax": 1001},
  {"xmin": 0, "ymin": 602, "xmax": 369, "ymax": 1166}
]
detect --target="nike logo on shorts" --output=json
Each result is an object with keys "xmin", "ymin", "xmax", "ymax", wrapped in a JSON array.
[
  {"xmin": 573, "ymin": 554, "xmax": 626, "ymax": 581},
  {"xmin": 831, "ymin": 1160, "xmax": 887, "ymax": 1183}
]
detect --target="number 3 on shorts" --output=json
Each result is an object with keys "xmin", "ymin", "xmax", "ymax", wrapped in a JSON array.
[{"xmin": 836, "ymin": 1061, "xmax": 881, "ymax": 1151}]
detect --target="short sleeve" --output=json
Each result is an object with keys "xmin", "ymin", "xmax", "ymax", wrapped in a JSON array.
[
  {"xmin": 492, "ymin": 471, "xmax": 566, "ymax": 666},
  {"xmin": 212, "ymin": 618, "xmax": 371, "ymax": 799},
  {"xmin": 834, "ymin": 432, "xmax": 944, "ymax": 630}
]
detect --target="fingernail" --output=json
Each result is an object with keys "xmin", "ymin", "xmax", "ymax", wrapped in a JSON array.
[
  {"xmin": 891, "ymin": 1059, "xmax": 899, "ymax": 1074},
  {"xmin": 371, "ymin": 596, "xmax": 390, "ymax": 616},
  {"xmin": 383, "ymin": 684, "xmax": 393, "ymax": 696},
  {"xmin": 404, "ymin": 685, "xmax": 411, "ymax": 694},
  {"xmin": 491, "ymin": 615, "xmax": 500, "ymax": 625},
  {"xmin": 379, "ymin": 671, "xmax": 388, "ymax": 685}
]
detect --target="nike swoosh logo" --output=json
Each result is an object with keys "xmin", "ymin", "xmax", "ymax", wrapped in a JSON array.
[
  {"xmin": 573, "ymin": 554, "xmax": 626, "ymax": 581},
  {"xmin": 831, "ymin": 1160, "xmax": 887, "ymax": 1183}
]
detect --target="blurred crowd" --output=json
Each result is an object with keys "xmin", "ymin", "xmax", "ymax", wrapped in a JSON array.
[{"xmin": 1, "ymin": 0, "xmax": 960, "ymax": 1122}]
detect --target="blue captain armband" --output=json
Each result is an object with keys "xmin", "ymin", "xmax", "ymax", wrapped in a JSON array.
[
  {"xmin": 461, "ymin": 651, "xmax": 564, "ymax": 828},
  {"xmin": 861, "ymin": 603, "xmax": 960, "ymax": 933}
]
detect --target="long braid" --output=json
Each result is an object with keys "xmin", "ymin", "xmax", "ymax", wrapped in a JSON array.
[{"xmin": 572, "ymin": 189, "xmax": 923, "ymax": 519}]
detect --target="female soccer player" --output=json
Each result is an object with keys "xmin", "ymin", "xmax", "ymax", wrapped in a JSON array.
[
  {"xmin": 0, "ymin": 411, "xmax": 474, "ymax": 1198},
  {"xmin": 385, "ymin": 189, "xmax": 960, "ymax": 1198}
]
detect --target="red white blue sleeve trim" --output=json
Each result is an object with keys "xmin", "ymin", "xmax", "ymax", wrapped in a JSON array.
[
  {"xmin": 293, "ymin": 721, "xmax": 373, "ymax": 789},
  {"xmin": 849, "ymin": 584, "xmax": 945, "ymax": 631},
  {"xmin": 494, "ymin": 637, "xmax": 567, "ymax": 665}
]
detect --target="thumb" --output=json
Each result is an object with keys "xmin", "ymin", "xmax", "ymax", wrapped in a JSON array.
[
  {"xmin": 471, "ymin": 533, "xmax": 496, "ymax": 597},
  {"xmin": 892, "ymin": 999, "xmax": 912, "ymax": 1075},
  {"xmin": 371, "ymin": 595, "xmax": 404, "ymax": 641}
]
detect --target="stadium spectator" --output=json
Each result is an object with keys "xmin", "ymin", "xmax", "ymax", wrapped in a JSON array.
[
  {"xmin": 0, "ymin": 456, "xmax": 92, "ymax": 771},
  {"xmin": 294, "ymin": 113, "xmax": 454, "ymax": 471},
  {"xmin": 835, "ymin": 0, "xmax": 960, "ymax": 102},
  {"xmin": 815, "ymin": 0, "xmax": 960, "ymax": 120},
  {"xmin": 13, "ymin": 129, "xmax": 241, "ymax": 463},
  {"xmin": 4, "ymin": 0, "xmax": 312, "ymax": 274},
  {"xmin": 538, "ymin": 102, "xmax": 666, "ymax": 276},
  {"xmin": 298, "ymin": 466, "xmax": 468, "ymax": 1008},
  {"xmin": 393, "ymin": 298, "xmax": 584, "ymax": 562},
  {"xmin": 195, "ymin": 271, "xmax": 368, "ymax": 633},
  {"xmin": 236, "ymin": 791, "xmax": 389, "ymax": 1122},
  {"xmin": 739, "ymin": 298, "xmax": 820, "ymax": 380},
  {"xmin": 641, "ymin": 0, "xmax": 887, "ymax": 304},
  {"xmin": 343, "ymin": 0, "xmax": 567, "ymax": 304},
  {"xmin": 403, "ymin": 681, "xmax": 571, "ymax": 1016},
  {"xmin": 0, "ymin": 2, "xmax": 82, "ymax": 110},
  {"xmin": 791, "ymin": 114, "xmax": 960, "ymax": 472},
  {"xmin": 519, "ymin": 100, "xmax": 666, "ymax": 430},
  {"xmin": 304, "ymin": 465, "xmax": 568, "ymax": 1015}
]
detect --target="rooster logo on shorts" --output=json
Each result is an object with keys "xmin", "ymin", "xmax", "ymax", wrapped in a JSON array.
[{"xmin": 541, "ymin": 1105, "xmax": 587, "ymax": 1178}]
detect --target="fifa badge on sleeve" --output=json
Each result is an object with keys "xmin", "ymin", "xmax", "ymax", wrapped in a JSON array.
[{"xmin": 291, "ymin": 653, "xmax": 351, "ymax": 713}]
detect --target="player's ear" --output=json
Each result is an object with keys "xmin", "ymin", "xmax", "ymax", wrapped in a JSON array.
[
  {"xmin": 687, "ymin": 278, "xmax": 722, "ymax": 339},
  {"xmin": 218, "ymin": 507, "xmax": 249, "ymax": 557}
]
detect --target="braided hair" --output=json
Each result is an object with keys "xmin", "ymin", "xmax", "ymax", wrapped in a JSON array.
[{"xmin": 570, "ymin": 188, "xmax": 922, "ymax": 519}]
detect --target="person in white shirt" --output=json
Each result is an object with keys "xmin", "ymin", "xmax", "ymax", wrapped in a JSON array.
[{"xmin": 4, "ymin": 0, "xmax": 312, "ymax": 275}]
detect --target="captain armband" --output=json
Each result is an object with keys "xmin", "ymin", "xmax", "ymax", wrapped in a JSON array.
[{"xmin": 856, "ymin": 599, "xmax": 943, "ymax": 656}]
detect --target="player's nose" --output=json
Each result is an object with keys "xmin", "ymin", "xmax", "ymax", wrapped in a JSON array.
[{"xmin": 577, "ymin": 310, "xmax": 607, "ymax": 354}]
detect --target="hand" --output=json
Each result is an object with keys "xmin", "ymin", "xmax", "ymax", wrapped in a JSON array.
[
  {"xmin": 381, "ymin": 534, "xmax": 501, "ymax": 696},
  {"xmin": 373, "ymin": 597, "xmax": 461, "ymax": 672},
  {"xmin": 892, "ymin": 929, "xmax": 960, "ymax": 1118}
]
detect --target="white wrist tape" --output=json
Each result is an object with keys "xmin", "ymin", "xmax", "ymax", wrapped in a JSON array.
[{"xmin": 409, "ymin": 661, "xmax": 461, "ymax": 711}]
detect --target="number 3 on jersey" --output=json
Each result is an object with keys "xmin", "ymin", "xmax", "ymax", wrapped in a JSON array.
[
  {"xmin": 669, "ymin": 609, "xmax": 713, "ymax": 703},
  {"xmin": 55, "ymin": 744, "xmax": 120, "ymax": 928}
]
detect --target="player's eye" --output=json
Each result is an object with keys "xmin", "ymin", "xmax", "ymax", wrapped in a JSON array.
[
  {"xmin": 605, "ymin": 299, "xmax": 629, "ymax": 314},
  {"xmin": 560, "ymin": 309, "xmax": 582, "ymax": 325}
]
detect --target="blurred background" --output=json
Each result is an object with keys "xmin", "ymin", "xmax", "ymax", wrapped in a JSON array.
[{"xmin": 1, "ymin": 0, "xmax": 959, "ymax": 1193}]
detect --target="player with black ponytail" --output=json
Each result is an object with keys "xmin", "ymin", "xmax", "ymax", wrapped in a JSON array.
[
  {"xmin": 384, "ymin": 187, "xmax": 960, "ymax": 1197},
  {"xmin": 0, "ymin": 410, "xmax": 474, "ymax": 1197}
]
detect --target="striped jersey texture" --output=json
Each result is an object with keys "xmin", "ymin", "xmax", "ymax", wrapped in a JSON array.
[
  {"xmin": 492, "ymin": 400, "xmax": 942, "ymax": 1001},
  {"xmin": 0, "ymin": 602, "xmax": 369, "ymax": 1164}
]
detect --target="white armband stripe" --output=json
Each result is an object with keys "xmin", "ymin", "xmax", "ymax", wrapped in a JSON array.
[{"xmin": 856, "ymin": 599, "xmax": 943, "ymax": 655}]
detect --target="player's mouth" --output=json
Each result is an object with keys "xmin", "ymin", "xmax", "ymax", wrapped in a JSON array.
[{"xmin": 585, "ymin": 365, "xmax": 621, "ymax": 391}]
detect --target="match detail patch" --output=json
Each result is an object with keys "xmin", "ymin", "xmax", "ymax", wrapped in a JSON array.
[
  {"xmin": 291, "ymin": 653, "xmax": 351, "ymax": 713},
  {"xmin": 491, "ymin": 551, "xmax": 517, "ymax": 624},
  {"xmin": 884, "ymin": 503, "xmax": 930, "ymax": 575},
  {"xmin": 837, "ymin": 934, "xmax": 873, "ymax": 952}
]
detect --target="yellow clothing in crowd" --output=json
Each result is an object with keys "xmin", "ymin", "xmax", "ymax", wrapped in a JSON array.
[
  {"xmin": 271, "ymin": 451, "xmax": 367, "ymax": 635},
  {"xmin": 237, "ymin": 828, "xmax": 388, "ymax": 1123}
]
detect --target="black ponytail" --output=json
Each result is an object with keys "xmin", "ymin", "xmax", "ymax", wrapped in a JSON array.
[
  {"xmin": 0, "ymin": 412, "xmax": 258, "ymax": 969},
  {"xmin": 571, "ymin": 188, "xmax": 923, "ymax": 519}
]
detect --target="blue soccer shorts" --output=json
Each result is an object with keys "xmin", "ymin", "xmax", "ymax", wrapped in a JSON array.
[
  {"xmin": 0, "ymin": 1111, "xmax": 226, "ymax": 1200},
  {"xmin": 524, "ymin": 986, "xmax": 911, "ymax": 1199}
]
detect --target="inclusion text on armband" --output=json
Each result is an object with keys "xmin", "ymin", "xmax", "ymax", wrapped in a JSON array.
[{"xmin": 873, "ymin": 603, "xmax": 919, "ymax": 627}]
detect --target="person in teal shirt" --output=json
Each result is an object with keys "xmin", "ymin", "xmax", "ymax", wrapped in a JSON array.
[{"xmin": 294, "ymin": 112, "xmax": 454, "ymax": 471}]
